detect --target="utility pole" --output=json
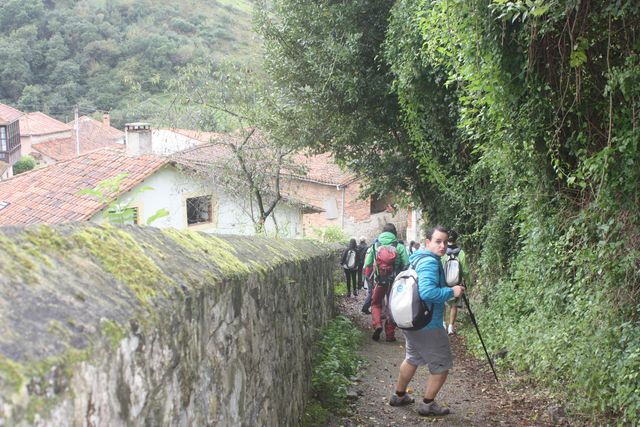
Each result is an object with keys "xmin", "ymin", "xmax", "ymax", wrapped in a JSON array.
[{"xmin": 74, "ymin": 105, "xmax": 80, "ymax": 156}]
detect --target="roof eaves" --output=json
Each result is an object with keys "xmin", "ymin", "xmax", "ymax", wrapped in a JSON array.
[{"xmin": 77, "ymin": 158, "xmax": 171, "ymax": 221}]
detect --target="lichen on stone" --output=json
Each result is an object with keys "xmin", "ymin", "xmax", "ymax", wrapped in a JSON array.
[
  {"xmin": 0, "ymin": 233, "xmax": 38, "ymax": 283},
  {"xmin": 163, "ymin": 229, "xmax": 250, "ymax": 277},
  {"xmin": 71, "ymin": 225, "xmax": 175, "ymax": 307},
  {"xmin": 100, "ymin": 319, "xmax": 127, "ymax": 349}
]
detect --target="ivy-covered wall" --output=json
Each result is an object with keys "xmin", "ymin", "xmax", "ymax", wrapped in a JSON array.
[{"xmin": 0, "ymin": 223, "xmax": 335, "ymax": 426}]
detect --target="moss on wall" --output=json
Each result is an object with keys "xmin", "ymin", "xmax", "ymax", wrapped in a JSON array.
[
  {"xmin": 0, "ymin": 223, "xmax": 335, "ymax": 425},
  {"xmin": 163, "ymin": 228, "xmax": 250, "ymax": 277},
  {"xmin": 72, "ymin": 225, "xmax": 176, "ymax": 306}
]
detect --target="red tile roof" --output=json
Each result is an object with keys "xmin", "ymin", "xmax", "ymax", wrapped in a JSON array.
[
  {"xmin": 32, "ymin": 116, "xmax": 125, "ymax": 161},
  {"xmin": 172, "ymin": 130, "xmax": 354, "ymax": 186},
  {"xmin": 19, "ymin": 112, "xmax": 72, "ymax": 136},
  {"xmin": 0, "ymin": 103, "xmax": 24, "ymax": 124},
  {"xmin": 290, "ymin": 152, "xmax": 354, "ymax": 186},
  {"xmin": 0, "ymin": 148, "xmax": 167, "ymax": 226},
  {"xmin": 71, "ymin": 115, "xmax": 125, "ymax": 142}
]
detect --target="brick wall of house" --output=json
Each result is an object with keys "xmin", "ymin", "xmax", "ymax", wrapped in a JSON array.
[{"xmin": 285, "ymin": 179, "xmax": 408, "ymax": 242}]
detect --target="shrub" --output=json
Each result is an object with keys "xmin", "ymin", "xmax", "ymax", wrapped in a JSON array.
[
  {"xmin": 12, "ymin": 156, "xmax": 36, "ymax": 175},
  {"xmin": 309, "ymin": 225, "xmax": 349, "ymax": 244},
  {"xmin": 303, "ymin": 316, "xmax": 363, "ymax": 425}
]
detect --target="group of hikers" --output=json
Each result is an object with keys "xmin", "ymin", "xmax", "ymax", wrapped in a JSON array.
[{"xmin": 340, "ymin": 223, "xmax": 469, "ymax": 417}]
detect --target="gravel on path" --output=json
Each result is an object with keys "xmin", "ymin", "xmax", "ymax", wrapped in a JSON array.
[{"xmin": 332, "ymin": 291, "xmax": 570, "ymax": 427}]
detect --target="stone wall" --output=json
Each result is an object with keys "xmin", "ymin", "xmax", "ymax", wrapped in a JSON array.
[{"xmin": 0, "ymin": 223, "xmax": 336, "ymax": 426}]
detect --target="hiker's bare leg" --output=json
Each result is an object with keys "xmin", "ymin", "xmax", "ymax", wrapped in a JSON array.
[
  {"xmin": 395, "ymin": 360, "xmax": 417, "ymax": 392},
  {"xmin": 424, "ymin": 371, "xmax": 448, "ymax": 400},
  {"xmin": 450, "ymin": 305, "xmax": 458, "ymax": 326}
]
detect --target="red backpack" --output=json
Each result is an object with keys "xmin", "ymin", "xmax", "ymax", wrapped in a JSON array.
[{"xmin": 374, "ymin": 242, "xmax": 398, "ymax": 285}]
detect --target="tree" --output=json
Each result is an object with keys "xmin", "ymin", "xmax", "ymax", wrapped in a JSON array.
[
  {"xmin": 256, "ymin": 0, "xmax": 432, "ymax": 208},
  {"xmin": 170, "ymin": 62, "xmax": 304, "ymax": 234}
]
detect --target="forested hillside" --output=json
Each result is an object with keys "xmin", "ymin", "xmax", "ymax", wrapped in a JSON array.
[
  {"xmin": 257, "ymin": 0, "xmax": 640, "ymax": 423},
  {"xmin": 0, "ymin": 0, "xmax": 259, "ymax": 128}
]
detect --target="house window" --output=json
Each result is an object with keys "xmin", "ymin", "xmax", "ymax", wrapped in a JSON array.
[
  {"xmin": 0, "ymin": 127, "xmax": 6, "ymax": 152},
  {"xmin": 323, "ymin": 197, "xmax": 338, "ymax": 219},
  {"xmin": 186, "ymin": 195, "xmax": 212, "ymax": 225},
  {"xmin": 107, "ymin": 207, "xmax": 139, "ymax": 225},
  {"xmin": 370, "ymin": 194, "xmax": 392, "ymax": 214}
]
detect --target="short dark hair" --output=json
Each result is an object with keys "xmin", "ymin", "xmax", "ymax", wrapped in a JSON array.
[
  {"xmin": 426, "ymin": 224, "xmax": 449, "ymax": 240},
  {"xmin": 382, "ymin": 223, "xmax": 397, "ymax": 236},
  {"xmin": 348, "ymin": 238, "xmax": 357, "ymax": 250},
  {"xmin": 449, "ymin": 229, "xmax": 458, "ymax": 243}
]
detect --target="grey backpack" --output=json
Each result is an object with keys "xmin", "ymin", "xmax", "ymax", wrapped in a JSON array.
[
  {"xmin": 389, "ymin": 256, "xmax": 433, "ymax": 330},
  {"xmin": 443, "ymin": 248, "xmax": 461, "ymax": 287}
]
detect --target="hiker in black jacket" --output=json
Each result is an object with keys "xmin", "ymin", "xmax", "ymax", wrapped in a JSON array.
[
  {"xmin": 356, "ymin": 236, "xmax": 368, "ymax": 289},
  {"xmin": 340, "ymin": 238, "xmax": 359, "ymax": 297}
]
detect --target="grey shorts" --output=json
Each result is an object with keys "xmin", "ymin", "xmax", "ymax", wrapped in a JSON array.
[{"xmin": 402, "ymin": 327, "xmax": 453, "ymax": 374}]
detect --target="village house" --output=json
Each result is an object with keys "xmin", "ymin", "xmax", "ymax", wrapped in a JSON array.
[
  {"xmin": 18, "ymin": 111, "xmax": 73, "ymax": 157},
  {"xmin": 0, "ymin": 103, "xmax": 23, "ymax": 176},
  {"xmin": 0, "ymin": 123, "xmax": 315, "ymax": 237},
  {"xmin": 31, "ymin": 114, "xmax": 124, "ymax": 165},
  {"xmin": 0, "ymin": 162, "xmax": 11, "ymax": 181},
  {"xmin": 0, "ymin": 104, "xmax": 127, "ymax": 170},
  {"xmin": 150, "ymin": 128, "xmax": 213, "ymax": 155},
  {"xmin": 169, "ymin": 129, "xmax": 411, "ymax": 241},
  {"xmin": 285, "ymin": 153, "xmax": 411, "ymax": 241}
]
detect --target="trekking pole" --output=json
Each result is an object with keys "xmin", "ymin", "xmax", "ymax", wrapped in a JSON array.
[{"xmin": 462, "ymin": 293, "xmax": 499, "ymax": 382}]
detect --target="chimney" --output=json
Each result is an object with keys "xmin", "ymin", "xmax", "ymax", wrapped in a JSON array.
[
  {"xmin": 102, "ymin": 112, "xmax": 110, "ymax": 128},
  {"xmin": 125, "ymin": 122, "xmax": 152, "ymax": 156}
]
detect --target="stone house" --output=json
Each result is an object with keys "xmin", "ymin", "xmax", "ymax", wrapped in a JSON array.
[{"xmin": 283, "ymin": 152, "xmax": 409, "ymax": 242}]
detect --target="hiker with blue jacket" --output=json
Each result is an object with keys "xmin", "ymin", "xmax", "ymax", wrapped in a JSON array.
[
  {"xmin": 388, "ymin": 225, "xmax": 465, "ymax": 417},
  {"xmin": 363, "ymin": 223, "xmax": 409, "ymax": 342}
]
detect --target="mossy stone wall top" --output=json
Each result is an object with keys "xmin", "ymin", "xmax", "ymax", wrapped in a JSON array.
[{"xmin": 0, "ymin": 223, "xmax": 335, "ymax": 426}]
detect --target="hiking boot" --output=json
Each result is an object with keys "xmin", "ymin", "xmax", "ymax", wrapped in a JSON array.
[
  {"xmin": 417, "ymin": 401, "xmax": 450, "ymax": 416},
  {"xmin": 389, "ymin": 393, "xmax": 414, "ymax": 407},
  {"xmin": 372, "ymin": 327, "xmax": 383, "ymax": 341},
  {"xmin": 361, "ymin": 308, "xmax": 371, "ymax": 315}
]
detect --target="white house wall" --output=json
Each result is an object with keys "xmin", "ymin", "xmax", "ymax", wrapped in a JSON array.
[
  {"xmin": 90, "ymin": 165, "xmax": 303, "ymax": 237},
  {"xmin": 151, "ymin": 130, "xmax": 202, "ymax": 155}
]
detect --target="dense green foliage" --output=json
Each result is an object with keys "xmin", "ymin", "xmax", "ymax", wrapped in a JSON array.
[
  {"xmin": 256, "ymin": 0, "xmax": 436, "ymax": 208},
  {"xmin": 304, "ymin": 315, "xmax": 362, "ymax": 426},
  {"xmin": 12, "ymin": 156, "xmax": 36, "ymax": 175},
  {"xmin": 0, "ymin": 0, "xmax": 259, "ymax": 128},
  {"xmin": 260, "ymin": 0, "xmax": 639, "ymax": 422}
]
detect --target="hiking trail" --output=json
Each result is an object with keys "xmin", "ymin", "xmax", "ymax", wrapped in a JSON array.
[{"xmin": 334, "ymin": 293, "xmax": 571, "ymax": 427}]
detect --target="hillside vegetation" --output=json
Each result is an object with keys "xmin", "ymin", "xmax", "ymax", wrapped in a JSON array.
[{"xmin": 0, "ymin": 0, "xmax": 260, "ymax": 128}]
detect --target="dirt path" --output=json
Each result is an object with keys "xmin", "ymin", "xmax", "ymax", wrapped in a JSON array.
[{"xmin": 333, "ymin": 293, "xmax": 567, "ymax": 427}]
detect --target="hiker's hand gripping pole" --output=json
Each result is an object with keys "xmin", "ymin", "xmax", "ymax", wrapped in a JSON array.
[{"xmin": 462, "ymin": 293, "xmax": 499, "ymax": 382}]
